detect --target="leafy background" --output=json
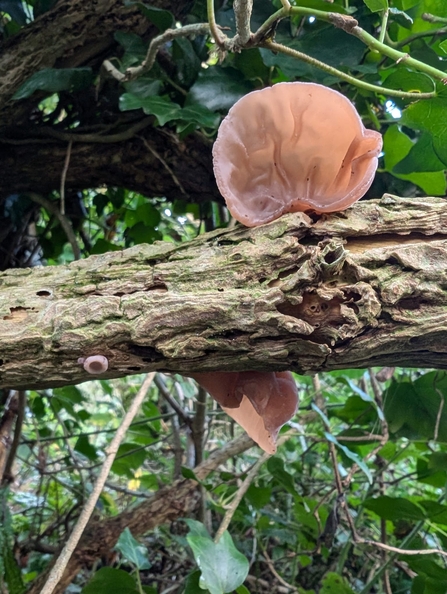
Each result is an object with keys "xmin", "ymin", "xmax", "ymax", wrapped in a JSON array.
[{"xmin": 1, "ymin": 0, "xmax": 447, "ymax": 592}]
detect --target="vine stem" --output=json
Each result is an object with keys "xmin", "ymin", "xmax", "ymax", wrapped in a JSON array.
[
  {"xmin": 262, "ymin": 40, "xmax": 436, "ymax": 99},
  {"xmin": 254, "ymin": 6, "xmax": 447, "ymax": 88}
]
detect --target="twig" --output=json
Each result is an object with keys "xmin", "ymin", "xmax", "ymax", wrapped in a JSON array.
[
  {"xmin": 27, "ymin": 192, "xmax": 81, "ymax": 260},
  {"xmin": 357, "ymin": 538, "xmax": 447, "ymax": 559},
  {"xmin": 38, "ymin": 373, "xmax": 155, "ymax": 594},
  {"xmin": 125, "ymin": 24, "xmax": 210, "ymax": 81},
  {"xmin": 2, "ymin": 391, "xmax": 25, "ymax": 484},
  {"xmin": 207, "ymin": 0, "xmax": 225, "ymax": 48},
  {"xmin": 155, "ymin": 376, "xmax": 191, "ymax": 426},
  {"xmin": 214, "ymin": 450, "xmax": 269, "ymax": 542},
  {"xmin": 60, "ymin": 140, "xmax": 72, "ymax": 215},
  {"xmin": 342, "ymin": 371, "xmax": 389, "ymax": 488},
  {"xmin": 434, "ymin": 389, "xmax": 444, "ymax": 442},
  {"xmin": 138, "ymin": 136, "xmax": 187, "ymax": 196},
  {"xmin": 262, "ymin": 546, "xmax": 298, "ymax": 592}
]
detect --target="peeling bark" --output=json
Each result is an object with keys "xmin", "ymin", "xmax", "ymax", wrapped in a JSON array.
[{"xmin": 1, "ymin": 195, "xmax": 447, "ymax": 390}]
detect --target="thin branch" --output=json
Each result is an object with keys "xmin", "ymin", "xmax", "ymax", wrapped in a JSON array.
[
  {"xmin": 27, "ymin": 193, "xmax": 81, "ymax": 260},
  {"xmin": 125, "ymin": 24, "xmax": 210, "ymax": 81},
  {"xmin": 207, "ymin": 0, "xmax": 225, "ymax": 48},
  {"xmin": 39, "ymin": 372, "xmax": 155, "ymax": 594},
  {"xmin": 2, "ymin": 391, "xmax": 25, "ymax": 484},
  {"xmin": 434, "ymin": 389, "xmax": 444, "ymax": 442},
  {"xmin": 59, "ymin": 140, "xmax": 72, "ymax": 216},
  {"xmin": 357, "ymin": 538, "xmax": 447, "ymax": 559},
  {"xmin": 138, "ymin": 136, "xmax": 187, "ymax": 196},
  {"xmin": 214, "ymin": 447, "xmax": 271, "ymax": 542},
  {"xmin": 262, "ymin": 546, "xmax": 298, "ymax": 593}
]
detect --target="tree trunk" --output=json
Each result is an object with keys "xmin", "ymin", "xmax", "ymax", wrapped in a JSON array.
[{"xmin": 1, "ymin": 195, "xmax": 446, "ymax": 391}]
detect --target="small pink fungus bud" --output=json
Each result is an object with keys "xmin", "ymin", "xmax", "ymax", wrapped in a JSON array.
[{"xmin": 78, "ymin": 355, "xmax": 109, "ymax": 375}]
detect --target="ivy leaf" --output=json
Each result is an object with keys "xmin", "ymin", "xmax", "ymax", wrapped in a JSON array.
[
  {"xmin": 12, "ymin": 68, "xmax": 93, "ymax": 99},
  {"xmin": 187, "ymin": 528, "xmax": 248, "ymax": 594},
  {"xmin": 120, "ymin": 93, "xmax": 181, "ymax": 125},
  {"xmin": 115, "ymin": 528, "xmax": 151, "ymax": 571},
  {"xmin": 81, "ymin": 567, "xmax": 138, "ymax": 594}
]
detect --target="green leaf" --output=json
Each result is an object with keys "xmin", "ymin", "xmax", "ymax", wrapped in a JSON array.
[
  {"xmin": 260, "ymin": 26, "xmax": 365, "ymax": 81},
  {"xmin": 382, "ymin": 125, "xmax": 446, "ymax": 195},
  {"xmin": 90, "ymin": 239, "xmax": 122, "ymax": 254},
  {"xmin": 266, "ymin": 457, "xmax": 297, "ymax": 497},
  {"xmin": 177, "ymin": 105, "xmax": 220, "ymax": 129},
  {"xmin": 389, "ymin": 7, "xmax": 413, "ymax": 24},
  {"xmin": 363, "ymin": 0, "xmax": 388, "ymax": 11},
  {"xmin": 187, "ymin": 66, "xmax": 253, "ymax": 112},
  {"xmin": 245, "ymin": 485, "xmax": 272, "ymax": 509},
  {"xmin": 384, "ymin": 371, "xmax": 447, "ymax": 441},
  {"xmin": 114, "ymin": 31, "xmax": 147, "ymax": 61},
  {"xmin": 115, "ymin": 528, "xmax": 151, "ymax": 570},
  {"xmin": 325, "ymin": 433, "xmax": 373, "ymax": 484},
  {"xmin": 236, "ymin": 586, "xmax": 251, "ymax": 594},
  {"xmin": 74, "ymin": 436, "xmax": 98, "ymax": 461},
  {"xmin": 187, "ymin": 531, "xmax": 249, "ymax": 594},
  {"xmin": 383, "ymin": 69, "xmax": 435, "ymax": 95},
  {"xmin": 111, "ymin": 443, "xmax": 147, "ymax": 477},
  {"xmin": 126, "ymin": 222, "xmax": 162, "ymax": 244},
  {"xmin": 184, "ymin": 519, "xmax": 211, "ymax": 539},
  {"xmin": 81, "ymin": 567, "xmax": 138, "ymax": 594},
  {"xmin": 402, "ymin": 96, "xmax": 447, "ymax": 166},
  {"xmin": 172, "ymin": 37, "xmax": 201, "ymax": 87},
  {"xmin": 126, "ymin": 2, "xmax": 174, "ymax": 31},
  {"xmin": 440, "ymin": 40, "xmax": 447, "ymax": 55},
  {"xmin": 364, "ymin": 496, "xmax": 425, "ymax": 521},
  {"xmin": 119, "ymin": 93, "xmax": 181, "ymax": 125},
  {"xmin": 320, "ymin": 572, "xmax": 355, "ymax": 593},
  {"xmin": 183, "ymin": 570, "xmax": 203, "ymax": 594},
  {"xmin": 394, "ymin": 132, "xmax": 445, "ymax": 173},
  {"xmin": 12, "ymin": 68, "xmax": 93, "ymax": 100}
]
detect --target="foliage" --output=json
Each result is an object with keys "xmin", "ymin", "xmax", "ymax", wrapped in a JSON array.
[{"xmin": 1, "ymin": 0, "xmax": 447, "ymax": 593}]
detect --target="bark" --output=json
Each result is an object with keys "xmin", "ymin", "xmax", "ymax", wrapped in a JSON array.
[
  {"xmin": 1, "ymin": 195, "xmax": 447, "ymax": 391},
  {"xmin": 0, "ymin": 0, "xmax": 193, "ymax": 125},
  {"xmin": 26, "ymin": 433, "xmax": 255, "ymax": 594}
]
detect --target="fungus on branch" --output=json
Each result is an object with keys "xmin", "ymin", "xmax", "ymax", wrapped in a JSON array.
[
  {"xmin": 213, "ymin": 82, "xmax": 382, "ymax": 226},
  {"xmin": 78, "ymin": 355, "xmax": 109, "ymax": 375},
  {"xmin": 191, "ymin": 371, "xmax": 298, "ymax": 454},
  {"xmin": 193, "ymin": 82, "xmax": 382, "ymax": 453}
]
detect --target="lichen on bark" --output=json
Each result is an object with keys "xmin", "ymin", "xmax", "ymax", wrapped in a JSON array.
[{"xmin": 1, "ymin": 195, "xmax": 447, "ymax": 390}]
